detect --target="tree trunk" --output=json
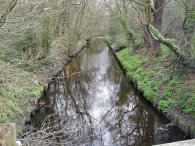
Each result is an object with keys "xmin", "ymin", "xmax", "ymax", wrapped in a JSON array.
[
  {"xmin": 152, "ymin": 0, "xmax": 165, "ymax": 56},
  {"xmin": 42, "ymin": 17, "xmax": 50, "ymax": 59},
  {"xmin": 182, "ymin": 1, "xmax": 195, "ymax": 58},
  {"xmin": 143, "ymin": 0, "xmax": 155, "ymax": 56}
]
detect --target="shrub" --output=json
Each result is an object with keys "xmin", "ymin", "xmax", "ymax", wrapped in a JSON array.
[
  {"xmin": 0, "ymin": 45, "xmax": 21, "ymax": 62},
  {"xmin": 0, "ymin": 32, "xmax": 41, "ymax": 63}
]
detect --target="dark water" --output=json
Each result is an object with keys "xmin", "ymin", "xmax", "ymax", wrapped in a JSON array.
[{"xmin": 31, "ymin": 39, "xmax": 188, "ymax": 146}]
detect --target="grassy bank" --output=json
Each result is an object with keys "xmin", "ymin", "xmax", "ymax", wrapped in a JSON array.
[
  {"xmin": 0, "ymin": 38, "xmax": 86, "ymax": 134},
  {"xmin": 0, "ymin": 59, "xmax": 44, "ymax": 133},
  {"xmin": 108, "ymin": 43, "xmax": 195, "ymax": 136}
]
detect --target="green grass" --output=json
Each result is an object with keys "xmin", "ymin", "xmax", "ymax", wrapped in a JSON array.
[
  {"xmin": 116, "ymin": 46, "xmax": 195, "ymax": 118},
  {"xmin": 117, "ymin": 48, "xmax": 161, "ymax": 101},
  {"xmin": 0, "ymin": 60, "xmax": 44, "ymax": 124},
  {"xmin": 159, "ymin": 100, "xmax": 169, "ymax": 111},
  {"xmin": 0, "ymin": 36, "xmax": 85, "ymax": 135},
  {"xmin": 31, "ymin": 85, "xmax": 44, "ymax": 99},
  {"xmin": 117, "ymin": 48, "xmax": 144, "ymax": 75},
  {"xmin": 7, "ymin": 101, "xmax": 23, "ymax": 114},
  {"xmin": 0, "ymin": 37, "xmax": 84, "ymax": 127}
]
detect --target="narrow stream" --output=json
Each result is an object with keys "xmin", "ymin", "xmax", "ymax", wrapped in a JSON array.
[{"xmin": 31, "ymin": 39, "xmax": 188, "ymax": 146}]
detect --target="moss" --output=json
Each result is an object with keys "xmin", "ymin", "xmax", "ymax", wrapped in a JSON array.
[
  {"xmin": 159, "ymin": 100, "xmax": 169, "ymax": 111},
  {"xmin": 149, "ymin": 24, "xmax": 191, "ymax": 67},
  {"xmin": 31, "ymin": 85, "xmax": 44, "ymax": 99},
  {"xmin": 115, "ymin": 44, "xmax": 195, "ymax": 118},
  {"xmin": 107, "ymin": 25, "xmax": 194, "ymax": 130},
  {"xmin": 116, "ymin": 48, "xmax": 143, "ymax": 75},
  {"xmin": 116, "ymin": 48, "xmax": 162, "ymax": 100},
  {"xmin": 149, "ymin": 25, "xmax": 178, "ymax": 47}
]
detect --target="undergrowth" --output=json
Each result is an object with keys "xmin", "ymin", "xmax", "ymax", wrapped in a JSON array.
[
  {"xmin": 0, "ymin": 37, "xmax": 84, "ymax": 134},
  {"xmin": 116, "ymin": 46, "xmax": 195, "ymax": 118},
  {"xmin": 0, "ymin": 60, "xmax": 44, "ymax": 125}
]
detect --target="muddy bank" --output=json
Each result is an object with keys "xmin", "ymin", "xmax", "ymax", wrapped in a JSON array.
[{"xmin": 106, "ymin": 41, "xmax": 195, "ymax": 138}]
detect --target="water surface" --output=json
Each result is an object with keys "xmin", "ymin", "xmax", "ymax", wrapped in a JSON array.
[{"xmin": 32, "ymin": 39, "xmax": 187, "ymax": 146}]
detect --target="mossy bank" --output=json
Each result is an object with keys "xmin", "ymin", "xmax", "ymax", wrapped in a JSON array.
[
  {"xmin": 106, "ymin": 42, "xmax": 195, "ymax": 138},
  {"xmin": 0, "ymin": 38, "xmax": 86, "ymax": 134},
  {"xmin": 0, "ymin": 59, "xmax": 44, "ymax": 134}
]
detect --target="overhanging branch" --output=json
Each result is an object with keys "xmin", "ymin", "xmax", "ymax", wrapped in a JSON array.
[{"xmin": 149, "ymin": 24, "xmax": 190, "ymax": 67}]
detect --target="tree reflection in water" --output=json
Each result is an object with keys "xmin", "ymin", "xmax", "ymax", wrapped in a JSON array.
[{"xmin": 30, "ymin": 39, "xmax": 186, "ymax": 146}]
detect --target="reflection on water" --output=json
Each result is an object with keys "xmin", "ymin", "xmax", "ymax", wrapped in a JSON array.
[{"xmin": 32, "ymin": 39, "xmax": 187, "ymax": 146}]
